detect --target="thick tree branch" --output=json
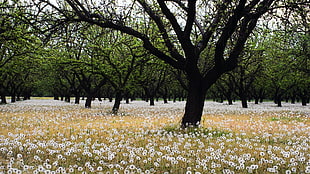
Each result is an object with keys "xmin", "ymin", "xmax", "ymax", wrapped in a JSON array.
[
  {"xmin": 197, "ymin": 0, "xmax": 232, "ymax": 52},
  {"xmin": 59, "ymin": 0, "xmax": 185, "ymax": 70},
  {"xmin": 138, "ymin": 0, "xmax": 185, "ymax": 63},
  {"xmin": 214, "ymin": 0, "xmax": 247, "ymax": 70}
]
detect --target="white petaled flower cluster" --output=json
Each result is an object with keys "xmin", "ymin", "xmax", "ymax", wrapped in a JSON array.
[{"xmin": 0, "ymin": 100, "xmax": 309, "ymax": 173}]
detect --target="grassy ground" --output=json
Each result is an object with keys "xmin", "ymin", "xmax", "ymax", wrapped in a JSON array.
[{"xmin": 0, "ymin": 99, "xmax": 309, "ymax": 173}]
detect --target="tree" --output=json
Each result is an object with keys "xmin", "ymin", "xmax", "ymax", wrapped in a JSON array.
[
  {"xmin": 84, "ymin": 27, "xmax": 149, "ymax": 113},
  {"xmin": 37, "ymin": 0, "xmax": 292, "ymax": 127},
  {"xmin": 213, "ymin": 74, "xmax": 236, "ymax": 105},
  {"xmin": 229, "ymin": 42, "xmax": 264, "ymax": 108},
  {"xmin": 136, "ymin": 57, "xmax": 169, "ymax": 106},
  {"xmin": 0, "ymin": 0, "xmax": 42, "ymax": 103}
]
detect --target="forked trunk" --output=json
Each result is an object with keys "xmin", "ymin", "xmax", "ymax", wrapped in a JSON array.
[{"xmin": 181, "ymin": 79, "xmax": 207, "ymax": 128}]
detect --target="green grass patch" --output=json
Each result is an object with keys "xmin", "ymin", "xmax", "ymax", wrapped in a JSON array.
[
  {"xmin": 163, "ymin": 124, "xmax": 231, "ymax": 138},
  {"xmin": 269, "ymin": 116, "xmax": 302, "ymax": 122}
]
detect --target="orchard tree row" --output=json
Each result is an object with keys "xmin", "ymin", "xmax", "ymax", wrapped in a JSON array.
[{"xmin": 0, "ymin": 0, "xmax": 309, "ymax": 127}]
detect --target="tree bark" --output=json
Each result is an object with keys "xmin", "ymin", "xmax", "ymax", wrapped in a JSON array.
[
  {"xmin": 85, "ymin": 94, "xmax": 92, "ymax": 108},
  {"xmin": 11, "ymin": 94, "xmax": 16, "ymax": 103},
  {"xmin": 254, "ymin": 98, "xmax": 259, "ymax": 104},
  {"xmin": 228, "ymin": 98, "xmax": 233, "ymax": 105},
  {"xmin": 112, "ymin": 91, "xmax": 122, "ymax": 114},
  {"xmin": 150, "ymin": 96, "xmax": 155, "ymax": 106},
  {"xmin": 277, "ymin": 96, "xmax": 282, "ymax": 107},
  {"xmin": 301, "ymin": 97, "xmax": 307, "ymax": 106},
  {"xmin": 181, "ymin": 79, "xmax": 206, "ymax": 128},
  {"xmin": 291, "ymin": 97, "xmax": 296, "ymax": 104},
  {"xmin": 240, "ymin": 92, "xmax": 248, "ymax": 108},
  {"xmin": 1, "ymin": 95, "xmax": 6, "ymax": 104},
  {"xmin": 75, "ymin": 95, "xmax": 80, "ymax": 104},
  {"xmin": 241, "ymin": 97, "xmax": 248, "ymax": 108},
  {"xmin": 163, "ymin": 97, "xmax": 168, "ymax": 104},
  {"xmin": 65, "ymin": 96, "xmax": 70, "ymax": 103}
]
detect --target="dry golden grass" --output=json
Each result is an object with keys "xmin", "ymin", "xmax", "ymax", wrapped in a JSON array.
[{"xmin": 0, "ymin": 100, "xmax": 309, "ymax": 173}]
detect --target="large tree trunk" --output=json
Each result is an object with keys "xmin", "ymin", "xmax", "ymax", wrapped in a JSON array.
[
  {"xmin": 181, "ymin": 79, "xmax": 207, "ymax": 128},
  {"xmin": 112, "ymin": 91, "xmax": 122, "ymax": 114}
]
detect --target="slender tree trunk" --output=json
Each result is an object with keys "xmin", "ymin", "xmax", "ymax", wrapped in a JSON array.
[
  {"xmin": 75, "ymin": 95, "xmax": 80, "ymax": 104},
  {"xmin": 1, "ymin": 94, "xmax": 6, "ymax": 104},
  {"xmin": 277, "ymin": 96, "xmax": 282, "ymax": 107},
  {"xmin": 178, "ymin": 96, "xmax": 182, "ymax": 102},
  {"xmin": 11, "ymin": 94, "xmax": 16, "ymax": 103},
  {"xmin": 291, "ymin": 97, "xmax": 296, "ymax": 104},
  {"xmin": 85, "ymin": 94, "xmax": 93, "ymax": 108},
  {"xmin": 241, "ymin": 97, "xmax": 248, "ymax": 108},
  {"xmin": 254, "ymin": 98, "xmax": 259, "ymax": 104},
  {"xmin": 163, "ymin": 96, "xmax": 168, "ymax": 104},
  {"xmin": 301, "ymin": 97, "xmax": 307, "ymax": 106},
  {"xmin": 219, "ymin": 96, "xmax": 224, "ymax": 103},
  {"xmin": 112, "ymin": 91, "xmax": 122, "ymax": 114},
  {"xmin": 240, "ymin": 92, "xmax": 248, "ymax": 108},
  {"xmin": 150, "ymin": 96, "xmax": 155, "ymax": 106},
  {"xmin": 228, "ymin": 98, "xmax": 233, "ymax": 105},
  {"xmin": 181, "ymin": 79, "xmax": 206, "ymax": 128},
  {"xmin": 65, "ymin": 96, "xmax": 70, "ymax": 103}
]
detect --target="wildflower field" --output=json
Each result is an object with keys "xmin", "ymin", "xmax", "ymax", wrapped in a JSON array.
[{"xmin": 0, "ymin": 99, "xmax": 309, "ymax": 174}]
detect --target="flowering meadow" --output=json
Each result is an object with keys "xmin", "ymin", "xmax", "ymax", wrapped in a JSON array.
[{"xmin": 0, "ymin": 99, "xmax": 309, "ymax": 174}]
